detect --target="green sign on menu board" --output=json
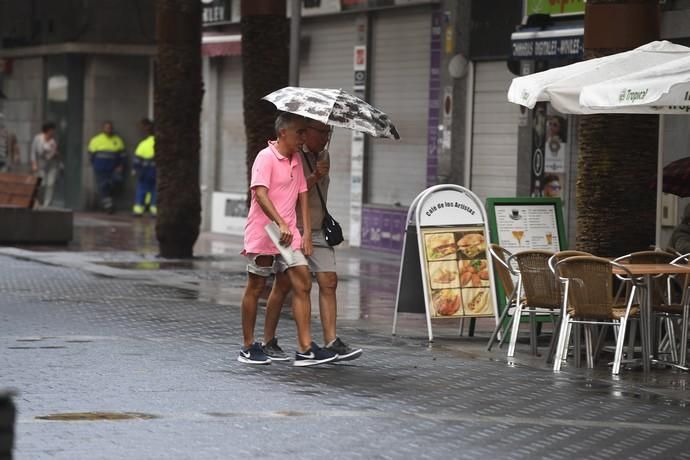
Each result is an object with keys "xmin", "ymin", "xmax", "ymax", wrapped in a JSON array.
[
  {"xmin": 525, "ymin": 0, "xmax": 586, "ymax": 17},
  {"xmin": 485, "ymin": 197, "xmax": 567, "ymax": 314}
]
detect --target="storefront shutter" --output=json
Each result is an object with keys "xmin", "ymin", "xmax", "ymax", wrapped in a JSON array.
[
  {"xmin": 367, "ymin": 6, "xmax": 432, "ymax": 207},
  {"xmin": 471, "ymin": 61, "xmax": 519, "ymax": 200},
  {"xmin": 217, "ymin": 56, "xmax": 246, "ymax": 194}
]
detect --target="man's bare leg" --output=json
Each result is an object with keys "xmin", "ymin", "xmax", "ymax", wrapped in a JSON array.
[
  {"xmin": 286, "ymin": 265, "xmax": 313, "ymax": 352},
  {"xmin": 263, "ymin": 271, "xmax": 291, "ymax": 344},
  {"xmin": 240, "ymin": 256, "xmax": 273, "ymax": 348},
  {"xmin": 316, "ymin": 271, "xmax": 338, "ymax": 345}
]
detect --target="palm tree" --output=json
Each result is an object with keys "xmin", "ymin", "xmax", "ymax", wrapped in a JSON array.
[
  {"xmin": 154, "ymin": 0, "xmax": 203, "ymax": 258},
  {"xmin": 576, "ymin": 0, "xmax": 660, "ymax": 257},
  {"xmin": 240, "ymin": 0, "xmax": 289, "ymax": 198}
]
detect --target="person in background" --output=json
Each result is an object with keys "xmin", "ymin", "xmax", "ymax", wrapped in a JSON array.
[
  {"xmin": 0, "ymin": 113, "xmax": 20, "ymax": 173},
  {"xmin": 88, "ymin": 121, "xmax": 126, "ymax": 213},
  {"xmin": 262, "ymin": 119, "xmax": 362, "ymax": 362},
  {"xmin": 542, "ymin": 174, "xmax": 562, "ymax": 198},
  {"xmin": 670, "ymin": 203, "xmax": 690, "ymax": 255},
  {"xmin": 132, "ymin": 118, "xmax": 156, "ymax": 217},
  {"xmin": 30, "ymin": 122, "xmax": 60, "ymax": 207}
]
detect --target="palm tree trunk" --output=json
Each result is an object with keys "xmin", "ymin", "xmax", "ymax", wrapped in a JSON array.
[
  {"xmin": 154, "ymin": 0, "xmax": 203, "ymax": 258},
  {"xmin": 576, "ymin": 0, "xmax": 660, "ymax": 257},
  {"xmin": 240, "ymin": 0, "xmax": 288, "ymax": 201}
]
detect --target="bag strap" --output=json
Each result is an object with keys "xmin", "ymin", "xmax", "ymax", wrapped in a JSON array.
[{"xmin": 301, "ymin": 150, "xmax": 329, "ymax": 215}]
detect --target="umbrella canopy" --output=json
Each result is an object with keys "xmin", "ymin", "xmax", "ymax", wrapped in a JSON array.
[
  {"xmin": 507, "ymin": 40, "xmax": 690, "ymax": 246},
  {"xmin": 580, "ymin": 55, "xmax": 690, "ymax": 114},
  {"xmin": 262, "ymin": 86, "xmax": 400, "ymax": 140},
  {"xmin": 508, "ymin": 41, "xmax": 690, "ymax": 114},
  {"xmin": 651, "ymin": 157, "xmax": 690, "ymax": 198}
]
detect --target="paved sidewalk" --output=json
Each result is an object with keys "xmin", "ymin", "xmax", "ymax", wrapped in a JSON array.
[{"xmin": 2, "ymin": 214, "xmax": 690, "ymax": 458}]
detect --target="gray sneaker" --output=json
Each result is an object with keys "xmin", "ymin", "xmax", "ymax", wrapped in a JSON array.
[
  {"xmin": 326, "ymin": 337, "xmax": 362, "ymax": 362},
  {"xmin": 262, "ymin": 338, "xmax": 291, "ymax": 362}
]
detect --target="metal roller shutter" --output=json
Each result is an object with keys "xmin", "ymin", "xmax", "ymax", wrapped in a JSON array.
[
  {"xmin": 368, "ymin": 7, "xmax": 431, "ymax": 206},
  {"xmin": 217, "ymin": 56, "xmax": 246, "ymax": 193},
  {"xmin": 301, "ymin": 16, "xmax": 355, "ymax": 238},
  {"xmin": 471, "ymin": 61, "xmax": 518, "ymax": 200}
]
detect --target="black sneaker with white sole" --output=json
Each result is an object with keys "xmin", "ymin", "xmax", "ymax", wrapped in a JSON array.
[
  {"xmin": 238, "ymin": 342, "xmax": 272, "ymax": 365},
  {"xmin": 326, "ymin": 337, "xmax": 363, "ymax": 362},
  {"xmin": 262, "ymin": 337, "xmax": 291, "ymax": 362},
  {"xmin": 294, "ymin": 342, "xmax": 338, "ymax": 367}
]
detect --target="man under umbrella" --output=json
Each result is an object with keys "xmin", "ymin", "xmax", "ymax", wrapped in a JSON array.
[{"xmin": 261, "ymin": 119, "xmax": 363, "ymax": 362}]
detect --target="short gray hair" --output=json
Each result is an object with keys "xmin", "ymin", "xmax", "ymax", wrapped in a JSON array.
[{"xmin": 274, "ymin": 112, "xmax": 304, "ymax": 137}]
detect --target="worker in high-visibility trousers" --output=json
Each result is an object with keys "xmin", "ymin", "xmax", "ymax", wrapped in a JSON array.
[
  {"xmin": 132, "ymin": 118, "xmax": 156, "ymax": 217},
  {"xmin": 88, "ymin": 121, "xmax": 126, "ymax": 213}
]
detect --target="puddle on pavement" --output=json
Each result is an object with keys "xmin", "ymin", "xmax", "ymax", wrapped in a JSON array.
[
  {"xmin": 575, "ymin": 379, "xmax": 690, "ymax": 407},
  {"xmin": 36, "ymin": 412, "xmax": 158, "ymax": 421},
  {"xmin": 95, "ymin": 260, "xmax": 196, "ymax": 270}
]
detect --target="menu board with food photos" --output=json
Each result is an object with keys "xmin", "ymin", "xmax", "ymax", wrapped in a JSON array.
[
  {"xmin": 394, "ymin": 185, "xmax": 498, "ymax": 342},
  {"xmin": 422, "ymin": 228, "xmax": 492, "ymax": 318}
]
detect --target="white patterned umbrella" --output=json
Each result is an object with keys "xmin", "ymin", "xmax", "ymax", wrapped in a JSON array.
[{"xmin": 262, "ymin": 86, "xmax": 400, "ymax": 140}]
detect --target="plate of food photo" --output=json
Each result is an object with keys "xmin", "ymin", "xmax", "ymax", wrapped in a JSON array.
[
  {"xmin": 431, "ymin": 288, "xmax": 462, "ymax": 317},
  {"xmin": 461, "ymin": 288, "xmax": 491, "ymax": 316},
  {"xmin": 424, "ymin": 233, "xmax": 458, "ymax": 261},
  {"xmin": 429, "ymin": 261, "xmax": 461, "ymax": 289},
  {"xmin": 458, "ymin": 259, "xmax": 490, "ymax": 288},
  {"xmin": 457, "ymin": 232, "xmax": 486, "ymax": 259}
]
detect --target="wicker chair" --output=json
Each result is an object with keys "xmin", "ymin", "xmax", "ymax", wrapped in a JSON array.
[
  {"xmin": 506, "ymin": 250, "xmax": 559, "ymax": 358},
  {"xmin": 652, "ymin": 253, "xmax": 690, "ymax": 368},
  {"xmin": 554, "ymin": 256, "xmax": 642, "ymax": 374},
  {"xmin": 614, "ymin": 250, "xmax": 675, "ymax": 304},
  {"xmin": 486, "ymin": 244, "xmax": 517, "ymax": 351},
  {"xmin": 546, "ymin": 250, "xmax": 593, "ymax": 365},
  {"xmin": 548, "ymin": 250, "xmax": 592, "ymax": 274}
]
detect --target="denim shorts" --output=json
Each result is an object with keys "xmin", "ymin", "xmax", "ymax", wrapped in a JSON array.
[{"xmin": 245, "ymin": 250, "xmax": 308, "ymax": 277}]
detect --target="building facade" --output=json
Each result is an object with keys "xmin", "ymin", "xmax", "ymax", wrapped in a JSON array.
[{"xmin": 0, "ymin": 0, "xmax": 155, "ymax": 210}]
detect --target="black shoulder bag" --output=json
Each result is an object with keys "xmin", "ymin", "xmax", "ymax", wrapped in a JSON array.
[{"xmin": 303, "ymin": 152, "xmax": 344, "ymax": 247}]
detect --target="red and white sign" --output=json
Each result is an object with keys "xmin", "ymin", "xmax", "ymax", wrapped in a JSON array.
[{"xmin": 354, "ymin": 46, "xmax": 367, "ymax": 71}]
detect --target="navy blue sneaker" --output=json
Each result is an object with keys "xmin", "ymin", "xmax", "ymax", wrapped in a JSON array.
[
  {"xmin": 238, "ymin": 342, "xmax": 272, "ymax": 365},
  {"xmin": 294, "ymin": 342, "xmax": 338, "ymax": 367},
  {"xmin": 262, "ymin": 337, "xmax": 291, "ymax": 362}
]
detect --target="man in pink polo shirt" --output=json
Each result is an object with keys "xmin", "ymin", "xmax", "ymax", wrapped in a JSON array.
[{"xmin": 238, "ymin": 112, "xmax": 338, "ymax": 367}]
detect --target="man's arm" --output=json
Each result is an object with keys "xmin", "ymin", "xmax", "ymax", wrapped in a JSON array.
[
  {"xmin": 254, "ymin": 185, "xmax": 293, "ymax": 247},
  {"xmin": 298, "ymin": 191, "xmax": 312, "ymax": 256},
  {"xmin": 30, "ymin": 136, "xmax": 39, "ymax": 172}
]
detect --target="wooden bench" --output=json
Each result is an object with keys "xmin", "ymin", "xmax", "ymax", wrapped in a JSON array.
[
  {"xmin": 0, "ymin": 172, "xmax": 72, "ymax": 244},
  {"xmin": 0, "ymin": 173, "xmax": 41, "ymax": 208}
]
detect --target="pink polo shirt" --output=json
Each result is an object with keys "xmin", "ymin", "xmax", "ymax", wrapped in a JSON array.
[{"xmin": 242, "ymin": 141, "xmax": 308, "ymax": 255}]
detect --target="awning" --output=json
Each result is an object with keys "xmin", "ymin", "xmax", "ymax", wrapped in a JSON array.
[
  {"xmin": 511, "ymin": 27, "xmax": 584, "ymax": 60},
  {"xmin": 202, "ymin": 35, "xmax": 241, "ymax": 57}
]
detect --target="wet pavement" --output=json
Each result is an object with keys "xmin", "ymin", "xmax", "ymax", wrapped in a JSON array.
[{"xmin": 3, "ymin": 213, "xmax": 690, "ymax": 458}]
